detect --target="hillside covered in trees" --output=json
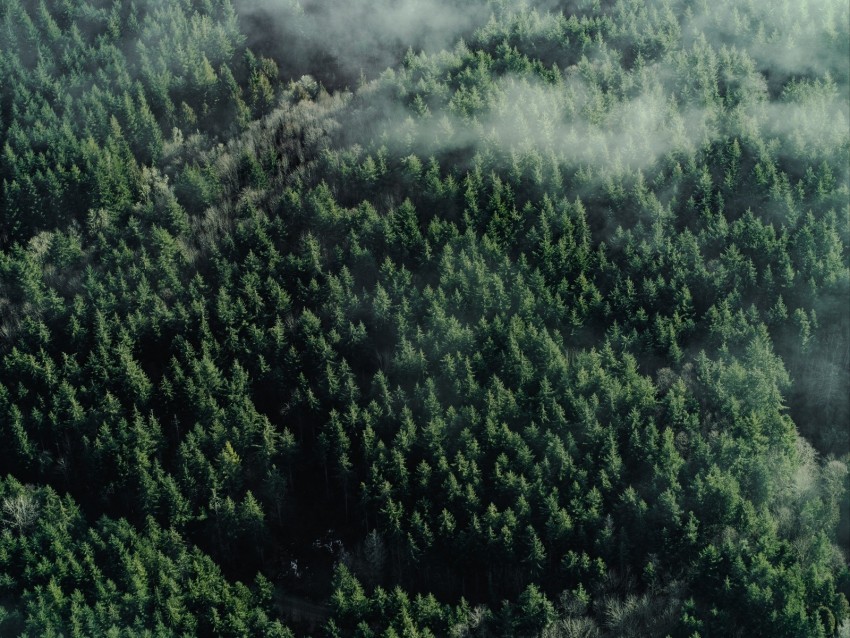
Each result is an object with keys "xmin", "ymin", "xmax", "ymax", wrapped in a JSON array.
[{"xmin": 0, "ymin": 0, "xmax": 848, "ymax": 636}]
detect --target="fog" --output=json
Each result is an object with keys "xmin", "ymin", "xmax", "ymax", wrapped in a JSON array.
[
  {"xmin": 221, "ymin": 0, "xmax": 849, "ymax": 460},
  {"xmin": 296, "ymin": 0, "xmax": 846, "ymax": 169},
  {"xmin": 681, "ymin": 0, "xmax": 850, "ymax": 81},
  {"xmin": 234, "ymin": 0, "xmax": 497, "ymax": 89},
  {"xmin": 233, "ymin": 0, "xmax": 847, "ymax": 178}
]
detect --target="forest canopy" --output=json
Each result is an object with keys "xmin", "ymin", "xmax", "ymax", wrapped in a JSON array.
[{"xmin": 0, "ymin": 0, "xmax": 848, "ymax": 636}]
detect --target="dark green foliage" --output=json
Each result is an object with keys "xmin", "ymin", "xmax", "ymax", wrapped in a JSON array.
[
  {"xmin": 0, "ymin": 476, "xmax": 290, "ymax": 637},
  {"xmin": 1, "ymin": 0, "xmax": 848, "ymax": 636},
  {"xmin": 0, "ymin": 0, "xmax": 274, "ymax": 245}
]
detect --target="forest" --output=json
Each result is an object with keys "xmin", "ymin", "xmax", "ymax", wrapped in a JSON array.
[{"xmin": 0, "ymin": 0, "xmax": 848, "ymax": 636}]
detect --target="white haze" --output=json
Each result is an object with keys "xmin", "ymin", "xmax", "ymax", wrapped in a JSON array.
[
  {"xmin": 235, "ymin": 0, "xmax": 496, "ymax": 86},
  {"xmin": 322, "ymin": 0, "xmax": 849, "ymax": 186}
]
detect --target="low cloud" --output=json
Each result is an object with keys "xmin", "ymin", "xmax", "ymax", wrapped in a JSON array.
[{"xmin": 234, "ymin": 0, "xmax": 495, "ymax": 89}]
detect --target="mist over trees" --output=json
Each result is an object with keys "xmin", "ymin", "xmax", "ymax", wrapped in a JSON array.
[{"xmin": 0, "ymin": 0, "xmax": 848, "ymax": 636}]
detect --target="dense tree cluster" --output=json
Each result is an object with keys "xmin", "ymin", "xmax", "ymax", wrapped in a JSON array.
[
  {"xmin": 0, "ymin": 0, "xmax": 281, "ymax": 244},
  {"xmin": 1, "ymin": 0, "xmax": 848, "ymax": 636}
]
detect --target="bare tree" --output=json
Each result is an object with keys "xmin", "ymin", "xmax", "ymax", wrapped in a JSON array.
[{"xmin": 2, "ymin": 490, "xmax": 39, "ymax": 531}]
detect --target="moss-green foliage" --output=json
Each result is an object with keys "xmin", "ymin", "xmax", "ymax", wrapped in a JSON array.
[{"xmin": 1, "ymin": 0, "xmax": 848, "ymax": 636}]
